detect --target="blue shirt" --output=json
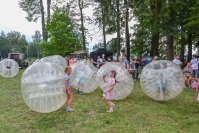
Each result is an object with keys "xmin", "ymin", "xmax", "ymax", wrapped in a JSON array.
[
  {"xmin": 64, "ymin": 74, "xmax": 71, "ymax": 87},
  {"xmin": 124, "ymin": 59, "xmax": 129, "ymax": 69}
]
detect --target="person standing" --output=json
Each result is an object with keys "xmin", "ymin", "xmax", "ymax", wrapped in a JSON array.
[
  {"xmin": 64, "ymin": 67, "xmax": 73, "ymax": 112},
  {"xmin": 107, "ymin": 57, "xmax": 112, "ymax": 62},
  {"xmin": 97, "ymin": 56, "xmax": 103, "ymax": 63},
  {"xmin": 152, "ymin": 56, "xmax": 159, "ymax": 61},
  {"xmin": 191, "ymin": 55, "xmax": 199, "ymax": 78},
  {"xmin": 132, "ymin": 57, "xmax": 140, "ymax": 79},
  {"xmin": 69, "ymin": 57, "xmax": 75, "ymax": 66},
  {"xmin": 123, "ymin": 55, "xmax": 129, "ymax": 70},
  {"xmin": 173, "ymin": 55, "xmax": 182, "ymax": 66}
]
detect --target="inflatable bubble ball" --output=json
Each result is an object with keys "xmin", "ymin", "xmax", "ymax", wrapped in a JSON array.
[
  {"xmin": 32, "ymin": 59, "xmax": 41, "ymax": 64},
  {"xmin": 21, "ymin": 62, "xmax": 66, "ymax": 113},
  {"xmin": 0, "ymin": 59, "xmax": 19, "ymax": 78},
  {"xmin": 97, "ymin": 62, "xmax": 134, "ymax": 100},
  {"xmin": 41, "ymin": 55, "xmax": 67, "ymax": 70},
  {"xmin": 70, "ymin": 60, "xmax": 98, "ymax": 93},
  {"xmin": 140, "ymin": 60, "xmax": 184, "ymax": 101}
]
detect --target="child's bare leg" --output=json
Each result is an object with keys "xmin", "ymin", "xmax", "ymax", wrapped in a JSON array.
[
  {"xmin": 66, "ymin": 93, "xmax": 73, "ymax": 107},
  {"xmin": 103, "ymin": 97, "xmax": 111, "ymax": 108}
]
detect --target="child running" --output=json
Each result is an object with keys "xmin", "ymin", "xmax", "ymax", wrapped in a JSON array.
[
  {"xmin": 64, "ymin": 67, "xmax": 73, "ymax": 112},
  {"xmin": 102, "ymin": 70, "xmax": 117, "ymax": 113}
]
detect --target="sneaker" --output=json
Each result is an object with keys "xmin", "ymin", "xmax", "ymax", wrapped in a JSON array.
[
  {"xmin": 66, "ymin": 107, "xmax": 73, "ymax": 112},
  {"xmin": 110, "ymin": 103, "xmax": 115, "ymax": 107},
  {"xmin": 107, "ymin": 108, "xmax": 113, "ymax": 113},
  {"xmin": 79, "ymin": 91, "xmax": 85, "ymax": 95}
]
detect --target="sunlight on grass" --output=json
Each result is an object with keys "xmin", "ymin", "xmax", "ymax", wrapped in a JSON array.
[{"xmin": 0, "ymin": 69, "xmax": 199, "ymax": 132}]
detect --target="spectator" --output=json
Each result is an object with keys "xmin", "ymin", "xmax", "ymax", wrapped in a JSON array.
[
  {"xmin": 119, "ymin": 56, "xmax": 124, "ymax": 65},
  {"xmin": 153, "ymin": 56, "xmax": 159, "ymax": 61},
  {"xmin": 190, "ymin": 54, "xmax": 199, "ymax": 78},
  {"xmin": 123, "ymin": 55, "xmax": 129, "ymax": 70},
  {"xmin": 183, "ymin": 62, "xmax": 193, "ymax": 88},
  {"xmin": 69, "ymin": 58, "xmax": 75, "ymax": 66},
  {"xmin": 107, "ymin": 57, "xmax": 112, "ymax": 62},
  {"xmin": 97, "ymin": 56, "xmax": 103, "ymax": 64},
  {"xmin": 131, "ymin": 57, "xmax": 140, "ymax": 79},
  {"xmin": 173, "ymin": 55, "xmax": 182, "ymax": 66}
]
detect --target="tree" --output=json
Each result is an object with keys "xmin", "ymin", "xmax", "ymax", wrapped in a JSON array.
[
  {"xmin": 0, "ymin": 36, "xmax": 11, "ymax": 58},
  {"xmin": 6, "ymin": 31, "xmax": 28, "ymax": 54},
  {"xmin": 93, "ymin": 0, "xmax": 108, "ymax": 49},
  {"xmin": 40, "ymin": 8, "xmax": 82, "ymax": 56},
  {"xmin": 92, "ymin": 42, "xmax": 104, "ymax": 51},
  {"xmin": 116, "ymin": 0, "xmax": 121, "ymax": 60},
  {"xmin": 124, "ymin": 0, "xmax": 130, "ymax": 61},
  {"xmin": 19, "ymin": 0, "xmax": 51, "ymax": 41},
  {"xmin": 32, "ymin": 30, "xmax": 42, "ymax": 58},
  {"xmin": 65, "ymin": 0, "xmax": 93, "ymax": 50}
]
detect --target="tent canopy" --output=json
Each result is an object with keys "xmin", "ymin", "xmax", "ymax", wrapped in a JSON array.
[{"xmin": 90, "ymin": 48, "xmax": 113, "ymax": 62}]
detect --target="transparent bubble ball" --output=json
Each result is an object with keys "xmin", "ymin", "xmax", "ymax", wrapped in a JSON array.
[
  {"xmin": 70, "ymin": 60, "xmax": 98, "ymax": 93},
  {"xmin": 0, "ymin": 59, "xmax": 19, "ymax": 78},
  {"xmin": 140, "ymin": 60, "xmax": 184, "ymax": 101},
  {"xmin": 21, "ymin": 62, "xmax": 66, "ymax": 113},
  {"xmin": 41, "ymin": 55, "xmax": 67, "ymax": 70},
  {"xmin": 97, "ymin": 62, "xmax": 134, "ymax": 100}
]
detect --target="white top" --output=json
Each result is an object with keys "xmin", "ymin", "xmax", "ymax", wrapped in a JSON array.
[
  {"xmin": 191, "ymin": 58, "xmax": 199, "ymax": 69},
  {"xmin": 173, "ymin": 59, "xmax": 181, "ymax": 65},
  {"xmin": 97, "ymin": 58, "xmax": 103, "ymax": 63}
]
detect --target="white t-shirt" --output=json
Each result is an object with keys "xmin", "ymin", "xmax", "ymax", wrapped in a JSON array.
[
  {"xmin": 173, "ymin": 59, "xmax": 181, "ymax": 65},
  {"xmin": 191, "ymin": 58, "xmax": 199, "ymax": 69},
  {"xmin": 97, "ymin": 58, "xmax": 103, "ymax": 63}
]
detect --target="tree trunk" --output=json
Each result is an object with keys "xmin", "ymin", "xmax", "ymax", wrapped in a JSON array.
[
  {"xmin": 116, "ymin": 0, "xmax": 120, "ymax": 60},
  {"xmin": 151, "ymin": 0, "xmax": 161, "ymax": 57},
  {"xmin": 78, "ymin": 0, "xmax": 86, "ymax": 50},
  {"xmin": 40, "ymin": 0, "xmax": 47, "ymax": 41},
  {"xmin": 180, "ymin": 36, "xmax": 185, "ymax": 63},
  {"xmin": 46, "ymin": 0, "xmax": 51, "ymax": 40},
  {"xmin": 166, "ymin": 35, "xmax": 174, "ymax": 61},
  {"xmin": 124, "ymin": 0, "xmax": 130, "ymax": 61},
  {"xmin": 101, "ymin": 5, "xmax": 107, "ymax": 49},
  {"xmin": 187, "ymin": 33, "xmax": 192, "ymax": 62},
  {"xmin": 47, "ymin": 0, "xmax": 51, "ymax": 20}
]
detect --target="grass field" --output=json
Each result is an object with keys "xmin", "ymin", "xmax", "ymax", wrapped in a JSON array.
[{"xmin": 0, "ymin": 70, "xmax": 199, "ymax": 133}]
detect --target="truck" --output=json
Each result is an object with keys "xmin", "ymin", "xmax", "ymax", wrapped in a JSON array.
[{"xmin": 8, "ymin": 53, "xmax": 28, "ymax": 68}]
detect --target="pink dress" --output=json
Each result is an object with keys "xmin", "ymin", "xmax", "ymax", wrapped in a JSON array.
[
  {"xmin": 193, "ymin": 82, "xmax": 199, "ymax": 88},
  {"xmin": 104, "ymin": 78, "xmax": 116, "ymax": 100}
]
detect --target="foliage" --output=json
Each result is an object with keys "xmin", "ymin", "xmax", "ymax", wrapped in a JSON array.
[
  {"xmin": 92, "ymin": 42, "xmax": 104, "ymax": 51},
  {"xmin": 131, "ymin": 0, "xmax": 199, "ymax": 59},
  {"xmin": 107, "ymin": 37, "xmax": 124, "ymax": 54},
  {"xmin": 40, "ymin": 8, "xmax": 82, "ymax": 56},
  {"xmin": 184, "ymin": 0, "xmax": 199, "ymax": 42},
  {"xmin": 0, "ymin": 31, "xmax": 29, "ymax": 58},
  {"xmin": 19, "ymin": 0, "xmax": 41, "ymax": 22},
  {"xmin": 0, "ymin": 36, "xmax": 11, "ymax": 58}
]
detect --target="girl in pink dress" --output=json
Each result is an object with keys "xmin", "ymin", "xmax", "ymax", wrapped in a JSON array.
[
  {"xmin": 102, "ymin": 70, "xmax": 117, "ymax": 112},
  {"xmin": 192, "ymin": 80, "xmax": 199, "ymax": 101}
]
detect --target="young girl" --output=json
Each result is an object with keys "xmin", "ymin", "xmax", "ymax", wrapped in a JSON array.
[
  {"xmin": 103, "ymin": 70, "xmax": 117, "ymax": 113},
  {"xmin": 183, "ymin": 63, "xmax": 193, "ymax": 88},
  {"xmin": 64, "ymin": 67, "xmax": 73, "ymax": 112},
  {"xmin": 196, "ymin": 84, "xmax": 199, "ymax": 101}
]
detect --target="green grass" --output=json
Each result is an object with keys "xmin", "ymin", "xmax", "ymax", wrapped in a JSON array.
[{"xmin": 0, "ymin": 70, "xmax": 199, "ymax": 133}]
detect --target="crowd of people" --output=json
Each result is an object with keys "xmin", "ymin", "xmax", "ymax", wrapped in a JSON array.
[{"xmin": 172, "ymin": 54, "xmax": 199, "ymax": 88}]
